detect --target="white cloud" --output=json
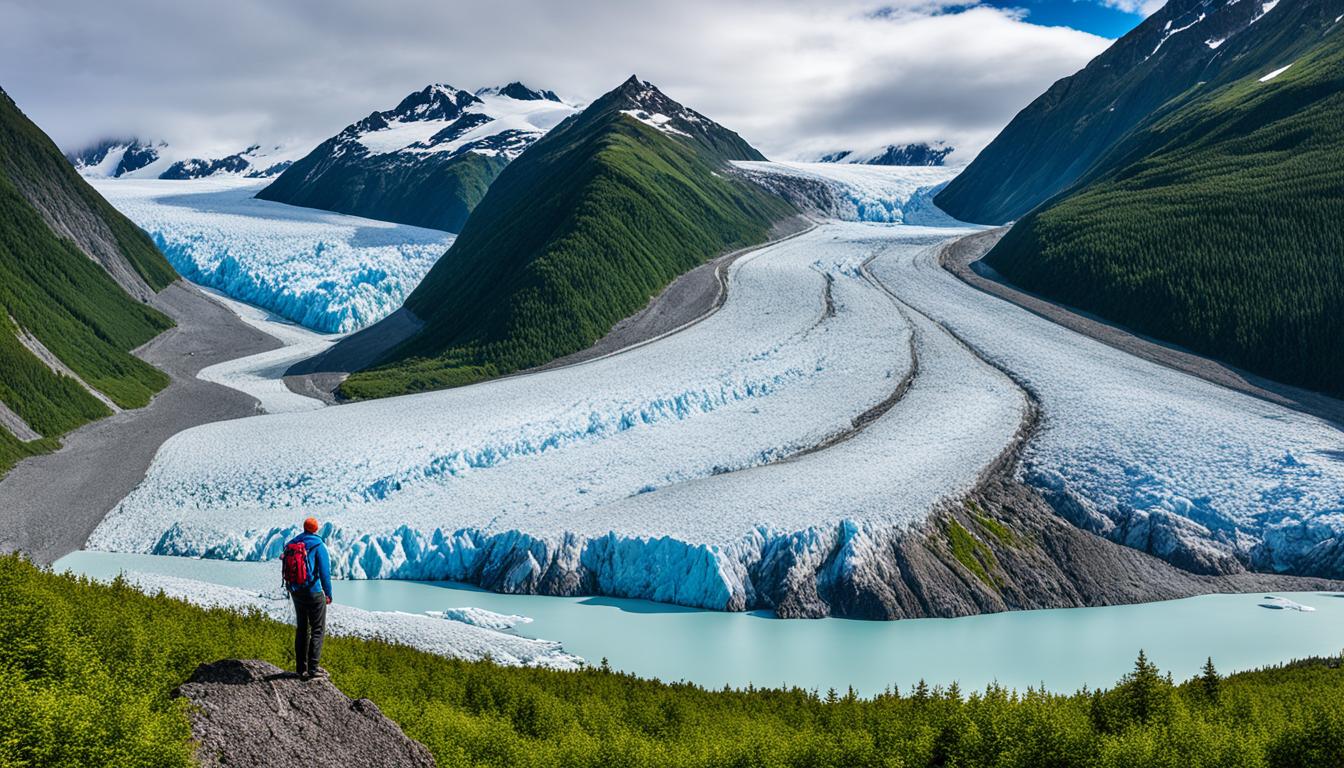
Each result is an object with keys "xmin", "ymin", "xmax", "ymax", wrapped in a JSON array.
[
  {"xmin": 1095, "ymin": 0, "xmax": 1165, "ymax": 16},
  {"xmin": 0, "ymin": 0, "xmax": 1108, "ymax": 161}
]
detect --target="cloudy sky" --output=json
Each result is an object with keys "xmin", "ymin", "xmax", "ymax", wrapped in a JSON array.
[{"xmin": 0, "ymin": 0, "xmax": 1150, "ymax": 162}]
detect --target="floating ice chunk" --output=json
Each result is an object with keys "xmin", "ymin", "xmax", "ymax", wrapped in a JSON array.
[
  {"xmin": 122, "ymin": 571, "xmax": 581, "ymax": 667},
  {"xmin": 433, "ymin": 607, "xmax": 534, "ymax": 630},
  {"xmin": 1262, "ymin": 596, "xmax": 1315, "ymax": 612}
]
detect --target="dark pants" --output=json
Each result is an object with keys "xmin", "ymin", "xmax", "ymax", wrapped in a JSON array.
[{"xmin": 292, "ymin": 590, "xmax": 326, "ymax": 675}]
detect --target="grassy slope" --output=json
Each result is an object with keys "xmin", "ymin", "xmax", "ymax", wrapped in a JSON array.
[
  {"xmin": 340, "ymin": 103, "xmax": 793, "ymax": 399},
  {"xmin": 6, "ymin": 554, "xmax": 1344, "ymax": 767},
  {"xmin": 0, "ymin": 90, "xmax": 176, "ymax": 292},
  {"xmin": 0, "ymin": 88, "xmax": 176, "ymax": 474},
  {"xmin": 986, "ymin": 30, "xmax": 1344, "ymax": 396}
]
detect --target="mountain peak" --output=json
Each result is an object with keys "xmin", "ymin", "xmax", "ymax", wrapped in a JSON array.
[
  {"xmin": 67, "ymin": 137, "xmax": 163, "ymax": 178},
  {"xmin": 578, "ymin": 76, "xmax": 765, "ymax": 162},
  {"xmin": 606, "ymin": 76, "xmax": 681, "ymax": 116},
  {"xmin": 477, "ymin": 82, "xmax": 563, "ymax": 102},
  {"xmin": 390, "ymin": 84, "xmax": 481, "ymax": 122},
  {"xmin": 819, "ymin": 142, "xmax": 955, "ymax": 166}
]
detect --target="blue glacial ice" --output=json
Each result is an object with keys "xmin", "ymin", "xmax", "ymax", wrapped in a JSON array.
[
  {"xmin": 732, "ymin": 161, "xmax": 964, "ymax": 225},
  {"xmin": 91, "ymin": 178, "xmax": 455, "ymax": 332}
]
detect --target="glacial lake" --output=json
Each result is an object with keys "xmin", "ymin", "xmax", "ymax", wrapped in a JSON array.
[{"xmin": 56, "ymin": 550, "xmax": 1344, "ymax": 696}]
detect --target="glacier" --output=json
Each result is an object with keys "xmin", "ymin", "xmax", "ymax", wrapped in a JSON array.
[
  {"xmin": 91, "ymin": 223, "xmax": 1028, "ymax": 611},
  {"xmin": 868, "ymin": 234, "xmax": 1344, "ymax": 577},
  {"xmin": 194, "ymin": 288, "xmax": 338, "ymax": 414},
  {"xmin": 92, "ymin": 178, "xmax": 455, "ymax": 333},
  {"xmin": 732, "ymin": 161, "xmax": 961, "ymax": 225},
  {"xmin": 87, "ymin": 209, "xmax": 1344, "ymax": 612}
]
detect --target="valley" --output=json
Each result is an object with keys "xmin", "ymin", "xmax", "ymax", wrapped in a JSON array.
[{"xmin": 6, "ymin": 1, "xmax": 1344, "ymax": 763}]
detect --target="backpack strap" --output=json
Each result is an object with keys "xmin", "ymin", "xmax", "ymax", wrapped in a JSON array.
[{"xmin": 304, "ymin": 539, "xmax": 320, "ymax": 588}]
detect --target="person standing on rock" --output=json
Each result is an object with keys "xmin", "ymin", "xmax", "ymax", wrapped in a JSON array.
[{"xmin": 282, "ymin": 517, "xmax": 332, "ymax": 680}]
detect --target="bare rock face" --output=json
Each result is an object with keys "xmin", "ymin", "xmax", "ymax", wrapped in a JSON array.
[{"xmin": 172, "ymin": 660, "xmax": 435, "ymax": 768}]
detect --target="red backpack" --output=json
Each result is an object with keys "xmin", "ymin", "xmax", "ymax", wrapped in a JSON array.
[{"xmin": 281, "ymin": 540, "xmax": 312, "ymax": 590}]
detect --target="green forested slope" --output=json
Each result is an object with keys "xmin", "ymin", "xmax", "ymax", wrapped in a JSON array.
[
  {"xmin": 7, "ymin": 554, "xmax": 1344, "ymax": 767},
  {"xmin": 936, "ymin": 0, "xmax": 1343, "ymax": 225},
  {"xmin": 257, "ymin": 138, "xmax": 507, "ymax": 233},
  {"xmin": 0, "ymin": 86, "xmax": 176, "ymax": 475},
  {"xmin": 986, "ymin": 20, "xmax": 1344, "ymax": 395},
  {"xmin": 0, "ymin": 90, "xmax": 176, "ymax": 292},
  {"xmin": 340, "ymin": 77, "xmax": 793, "ymax": 398}
]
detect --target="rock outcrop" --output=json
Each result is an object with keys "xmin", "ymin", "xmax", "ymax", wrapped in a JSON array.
[{"xmin": 172, "ymin": 659, "xmax": 435, "ymax": 767}]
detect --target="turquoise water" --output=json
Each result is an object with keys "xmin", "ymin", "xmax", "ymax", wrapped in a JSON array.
[{"xmin": 55, "ymin": 550, "xmax": 1344, "ymax": 696}]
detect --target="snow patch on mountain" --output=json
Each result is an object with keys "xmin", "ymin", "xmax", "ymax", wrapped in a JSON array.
[
  {"xmin": 356, "ymin": 122, "xmax": 448, "ymax": 155},
  {"xmin": 1251, "ymin": 0, "xmax": 1280, "ymax": 24},
  {"xmin": 1149, "ymin": 13, "xmax": 1206, "ymax": 59},
  {"xmin": 1259, "ymin": 64, "xmax": 1293, "ymax": 82},
  {"xmin": 342, "ymin": 82, "xmax": 576, "ymax": 161},
  {"xmin": 93, "ymin": 178, "xmax": 454, "ymax": 333},
  {"xmin": 68, "ymin": 138, "xmax": 164, "ymax": 177},
  {"xmin": 619, "ymin": 109, "xmax": 691, "ymax": 137},
  {"xmin": 70, "ymin": 139, "xmax": 304, "ymax": 180},
  {"xmin": 817, "ymin": 143, "xmax": 955, "ymax": 167}
]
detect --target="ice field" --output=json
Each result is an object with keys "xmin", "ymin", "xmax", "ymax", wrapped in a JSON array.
[
  {"xmin": 92, "ymin": 178, "xmax": 455, "ymax": 333},
  {"xmin": 868, "ymin": 237, "xmax": 1344, "ymax": 575},
  {"xmin": 85, "ymin": 162, "xmax": 1344, "ymax": 608},
  {"xmin": 94, "ymin": 228, "xmax": 979, "ymax": 606}
]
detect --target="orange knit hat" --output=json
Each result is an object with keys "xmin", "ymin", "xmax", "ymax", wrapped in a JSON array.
[{"xmin": 303, "ymin": 517, "xmax": 319, "ymax": 533}]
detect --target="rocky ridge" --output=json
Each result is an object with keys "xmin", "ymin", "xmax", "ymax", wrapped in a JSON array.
[{"xmin": 172, "ymin": 659, "xmax": 436, "ymax": 768}]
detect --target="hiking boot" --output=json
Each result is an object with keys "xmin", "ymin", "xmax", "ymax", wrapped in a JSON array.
[{"xmin": 309, "ymin": 667, "xmax": 330, "ymax": 679}]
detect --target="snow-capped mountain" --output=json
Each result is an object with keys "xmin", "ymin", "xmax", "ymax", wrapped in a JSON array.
[
  {"xmin": 159, "ymin": 144, "xmax": 300, "ymax": 179},
  {"xmin": 608, "ymin": 76, "xmax": 766, "ymax": 161},
  {"xmin": 67, "ymin": 138, "xmax": 164, "ymax": 178},
  {"xmin": 255, "ymin": 82, "xmax": 578, "ymax": 231},
  {"xmin": 475, "ymin": 82, "xmax": 563, "ymax": 102},
  {"xmin": 304, "ymin": 74, "xmax": 785, "ymax": 397},
  {"xmin": 817, "ymin": 142, "xmax": 954, "ymax": 167},
  {"xmin": 68, "ymin": 138, "xmax": 302, "ymax": 180}
]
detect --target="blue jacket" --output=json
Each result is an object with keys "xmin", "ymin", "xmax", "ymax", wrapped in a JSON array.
[{"xmin": 286, "ymin": 532, "xmax": 332, "ymax": 598}]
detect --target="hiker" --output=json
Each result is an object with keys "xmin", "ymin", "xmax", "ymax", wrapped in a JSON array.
[{"xmin": 282, "ymin": 517, "xmax": 332, "ymax": 680}]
